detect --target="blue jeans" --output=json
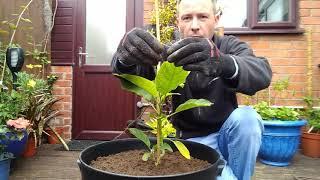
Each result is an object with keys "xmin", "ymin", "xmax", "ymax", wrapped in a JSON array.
[{"xmin": 187, "ymin": 106, "xmax": 264, "ymax": 180}]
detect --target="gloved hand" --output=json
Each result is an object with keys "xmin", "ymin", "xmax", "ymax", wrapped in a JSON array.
[
  {"xmin": 116, "ymin": 28, "xmax": 164, "ymax": 66},
  {"xmin": 167, "ymin": 37, "xmax": 235, "ymax": 78},
  {"xmin": 127, "ymin": 119, "xmax": 153, "ymax": 131}
]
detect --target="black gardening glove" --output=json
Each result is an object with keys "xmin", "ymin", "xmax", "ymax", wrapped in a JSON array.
[
  {"xmin": 127, "ymin": 119, "xmax": 153, "ymax": 131},
  {"xmin": 116, "ymin": 28, "xmax": 164, "ymax": 66},
  {"xmin": 167, "ymin": 37, "xmax": 236, "ymax": 78}
]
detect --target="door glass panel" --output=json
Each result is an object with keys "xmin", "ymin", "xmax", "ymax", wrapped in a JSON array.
[
  {"xmin": 258, "ymin": 0, "xmax": 289, "ymax": 22},
  {"xmin": 86, "ymin": 0, "xmax": 126, "ymax": 65}
]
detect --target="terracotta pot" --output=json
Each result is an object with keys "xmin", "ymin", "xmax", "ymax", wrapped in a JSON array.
[
  {"xmin": 47, "ymin": 127, "xmax": 64, "ymax": 144},
  {"xmin": 301, "ymin": 132, "xmax": 320, "ymax": 158},
  {"xmin": 22, "ymin": 136, "xmax": 37, "ymax": 158}
]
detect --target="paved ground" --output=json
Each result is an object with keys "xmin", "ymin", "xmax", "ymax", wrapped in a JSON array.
[{"xmin": 9, "ymin": 144, "xmax": 320, "ymax": 180}]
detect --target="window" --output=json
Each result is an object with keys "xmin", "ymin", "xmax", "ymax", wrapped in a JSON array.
[{"xmin": 217, "ymin": 0, "xmax": 302, "ymax": 34}]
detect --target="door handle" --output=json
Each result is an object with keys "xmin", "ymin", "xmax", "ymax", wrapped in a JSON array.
[
  {"xmin": 78, "ymin": 47, "xmax": 88, "ymax": 67},
  {"xmin": 137, "ymin": 101, "xmax": 151, "ymax": 108}
]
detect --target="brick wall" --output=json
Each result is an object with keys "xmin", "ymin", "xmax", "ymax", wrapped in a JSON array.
[
  {"xmin": 51, "ymin": 66, "xmax": 73, "ymax": 140},
  {"xmin": 143, "ymin": 0, "xmax": 320, "ymax": 107}
]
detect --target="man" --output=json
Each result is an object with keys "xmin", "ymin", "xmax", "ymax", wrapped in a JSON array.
[{"xmin": 112, "ymin": 0, "xmax": 272, "ymax": 179}]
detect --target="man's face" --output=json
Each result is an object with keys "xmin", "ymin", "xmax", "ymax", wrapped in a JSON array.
[{"xmin": 177, "ymin": 0, "xmax": 219, "ymax": 39}]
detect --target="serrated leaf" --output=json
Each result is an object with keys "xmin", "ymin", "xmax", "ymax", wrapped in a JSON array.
[
  {"xmin": 129, "ymin": 128, "xmax": 151, "ymax": 149},
  {"xmin": 175, "ymin": 99, "xmax": 213, "ymax": 114},
  {"xmin": 142, "ymin": 152, "xmax": 151, "ymax": 161},
  {"xmin": 21, "ymin": 18, "xmax": 32, "ymax": 23},
  {"xmin": 161, "ymin": 142, "xmax": 173, "ymax": 152},
  {"xmin": 116, "ymin": 74, "xmax": 158, "ymax": 100},
  {"xmin": 155, "ymin": 62, "xmax": 189, "ymax": 96},
  {"xmin": 118, "ymin": 77, "xmax": 153, "ymax": 101},
  {"xmin": 172, "ymin": 140, "xmax": 190, "ymax": 159}
]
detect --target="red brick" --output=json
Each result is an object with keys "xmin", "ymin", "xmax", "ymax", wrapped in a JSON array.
[
  {"xmin": 300, "ymin": 1, "xmax": 320, "ymax": 9},
  {"xmin": 57, "ymin": 95, "xmax": 72, "ymax": 103},
  {"xmin": 248, "ymin": 42, "xmax": 270, "ymax": 49},
  {"xmin": 288, "ymin": 50, "xmax": 307, "ymax": 58},
  {"xmin": 269, "ymin": 42, "xmax": 292, "ymax": 49},
  {"xmin": 64, "ymin": 87, "xmax": 72, "ymax": 95},
  {"xmin": 63, "ymin": 118, "xmax": 72, "ymax": 126},
  {"xmin": 300, "ymin": 9, "xmax": 311, "ymax": 17},
  {"xmin": 52, "ymin": 88, "xmax": 64, "ymax": 95},
  {"xmin": 311, "ymin": 9, "xmax": 320, "ymax": 16},
  {"xmin": 55, "ymin": 80, "xmax": 72, "ymax": 87},
  {"xmin": 59, "ymin": 111, "xmax": 72, "ymax": 118},
  {"xmin": 51, "ymin": 66, "xmax": 72, "ymax": 73},
  {"xmin": 301, "ymin": 17, "xmax": 320, "ymax": 25},
  {"xmin": 63, "ymin": 103, "xmax": 72, "ymax": 111},
  {"xmin": 272, "ymin": 66, "xmax": 307, "ymax": 74},
  {"xmin": 65, "ymin": 73, "xmax": 72, "ymax": 80}
]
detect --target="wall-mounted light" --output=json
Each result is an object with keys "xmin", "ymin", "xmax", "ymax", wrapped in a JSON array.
[{"xmin": 6, "ymin": 47, "xmax": 24, "ymax": 89}]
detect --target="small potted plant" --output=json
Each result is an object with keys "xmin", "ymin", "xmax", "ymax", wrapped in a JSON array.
[
  {"xmin": 300, "ymin": 97, "xmax": 320, "ymax": 158},
  {"xmin": 77, "ymin": 62, "xmax": 224, "ymax": 180},
  {"xmin": 0, "ymin": 118, "xmax": 30, "ymax": 179},
  {"xmin": 254, "ymin": 77, "xmax": 306, "ymax": 166}
]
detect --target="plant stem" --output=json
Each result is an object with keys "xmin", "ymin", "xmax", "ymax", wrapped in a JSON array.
[
  {"xmin": 307, "ymin": 28, "xmax": 313, "ymax": 98},
  {"xmin": 155, "ymin": 101, "xmax": 162, "ymax": 166},
  {"xmin": 0, "ymin": 0, "xmax": 34, "ymax": 86},
  {"xmin": 154, "ymin": 0, "xmax": 161, "ymax": 72}
]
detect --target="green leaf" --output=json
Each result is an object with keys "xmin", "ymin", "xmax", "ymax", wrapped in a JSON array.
[
  {"xmin": 155, "ymin": 62, "xmax": 189, "ymax": 96},
  {"xmin": 118, "ymin": 78, "xmax": 153, "ymax": 101},
  {"xmin": 0, "ymin": 29, "xmax": 9, "ymax": 35},
  {"xmin": 142, "ymin": 152, "xmax": 151, "ymax": 161},
  {"xmin": 161, "ymin": 142, "xmax": 173, "ymax": 152},
  {"xmin": 129, "ymin": 128, "xmax": 151, "ymax": 149},
  {"xmin": 174, "ymin": 99, "xmax": 213, "ymax": 115},
  {"xmin": 172, "ymin": 140, "xmax": 190, "ymax": 159},
  {"xmin": 21, "ymin": 18, "xmax": 32, "ymax": 23},
  {"xmin": 8, "ymin": 23, "xmax": 17, "ymax": 30},
  {"xmin": 116, "ymin": 74, "xmax": 158, "ymax": 100}
]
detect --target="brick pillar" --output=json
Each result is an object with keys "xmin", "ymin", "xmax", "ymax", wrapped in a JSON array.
[{"xmin": 51, "ymin": 66, "xmax": 73, "ymax": 140}]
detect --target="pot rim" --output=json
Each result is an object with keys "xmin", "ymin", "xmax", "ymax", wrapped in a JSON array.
[
  {"xmin": 78, "ymin": 138, "xmax": 222, "ymax": 178},
  {"xmin": 262, "ymin": 119, "xmax": 307, "ymax": 127}
]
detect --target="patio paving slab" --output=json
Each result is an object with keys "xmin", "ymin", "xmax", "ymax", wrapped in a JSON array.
[{"xmin": 9, "ymin": 144, "xmax": 320, "ymax": 180}]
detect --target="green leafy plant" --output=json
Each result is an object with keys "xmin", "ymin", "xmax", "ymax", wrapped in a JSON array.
[
  {"xmin": 116, "ymin": 61, "xmax": 213, "ymax": 166},
  {"xmin": 300, "ymin": 96, "xmax": 320, "ymax": 133},
  {"xmin": 254, "ymin": 77, "xmax": 300, "ymax": 121},
  {"xmin": 15, "ymin": 72, "xmax": 69, "ymax": 150},
  {"xmin": 0, "ymin": 90, "xmax": 25, "ymax": 125}
]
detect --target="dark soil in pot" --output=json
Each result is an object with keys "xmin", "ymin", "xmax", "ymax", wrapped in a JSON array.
[{"xmin": 91, "ymin": 149, "xmax": 211, "ymax": 176}]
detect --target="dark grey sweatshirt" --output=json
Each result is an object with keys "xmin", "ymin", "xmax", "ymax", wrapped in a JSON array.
[{"xmin": 112, "ymin": 35, "xmax": 272, "ymax": 139}]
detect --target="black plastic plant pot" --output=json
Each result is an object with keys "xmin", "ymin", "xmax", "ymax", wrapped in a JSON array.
[{"xmin": 78, "ymin": 138, "xmax": 224, "ymax": 180}]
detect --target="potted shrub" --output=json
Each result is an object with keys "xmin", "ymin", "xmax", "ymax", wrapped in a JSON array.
[
  {"xmin": 15, "ymin": 72, "xmax": 69, "ymax": 153},
  {"xmin": 300, "ymin": 98, "xmax": 320, "ymax": 158},
  {"xmin": 77, "ymin": 61, "xmax": 225, "ymax": 180},
  {"xmin": 0, "ymin": 90, "xmax": 29, "ymax": 158},
  {"xmin": 254, "ymin": 77, "xmax": 306, "ymax": 166}
]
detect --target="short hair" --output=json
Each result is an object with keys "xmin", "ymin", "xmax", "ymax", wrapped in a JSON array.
[{"xmin": 176, "ymin": 0, "xmax": 217, "ymax": 14}]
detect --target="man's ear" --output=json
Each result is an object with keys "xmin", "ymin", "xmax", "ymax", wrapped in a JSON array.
[{"xmin": 215, "ymin": 14, "xmax": 221, "ymax": 24}]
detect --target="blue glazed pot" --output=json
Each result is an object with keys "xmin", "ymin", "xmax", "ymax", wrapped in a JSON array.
[
  {"xmin": 258, "ymin": 119, "xmax": 307, "ymax": 167},
  {"xmin": 0, "ymin": 158, "xmax": 11, "ymax": 180},
  {"xmin": 6, "ymin": 130, "xmax": 28, "ymax": 157},
  {"xmin": 0, "ymin": 130, "xmax": 28, "ymax": 157}
]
